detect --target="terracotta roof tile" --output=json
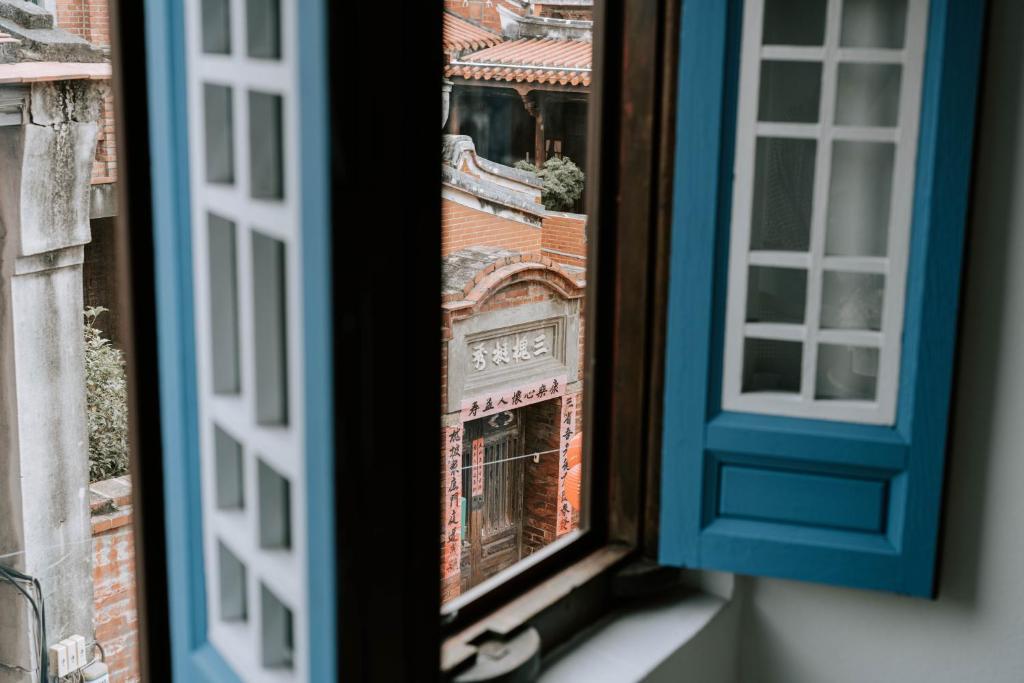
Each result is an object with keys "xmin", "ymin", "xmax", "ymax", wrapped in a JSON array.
[
  {"xmin": 443, "ymin": 12, "xmax": 502, "ymax": 53},
  {"xmin": 445, "ymin": 38, "xmax": 591, "ymax": 87}
]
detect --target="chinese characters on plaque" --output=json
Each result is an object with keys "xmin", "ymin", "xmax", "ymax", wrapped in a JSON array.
[
  {"xmin": 557, "ymin": 395, "xmax": 577, "ymax": 536},
  {"xmin": 442, "ymin": 425, "xmax": 462, "ymax": 580},
  {"xmin": 470, "ymin": 327, "xmax": 553, "ymax": 373},
  {"xmin": 460, "ymin": 374, "xmax": 569, "ymax": 421}
]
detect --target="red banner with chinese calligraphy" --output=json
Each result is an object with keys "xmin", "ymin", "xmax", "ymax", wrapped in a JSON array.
[
  {"xmin": 557, "ymin": 394, "xmax": 577, "ymax": 536},
  {"xmin": 460, "ymin": 374, "xmax": 569, "ymax": 422},
  {"xmin": 471, "ymin": 437, "xmax": 484, "ymax": 497},
  {"xmin": 443, "ymin": 425, "xmax": 463, "ymax": 580}
]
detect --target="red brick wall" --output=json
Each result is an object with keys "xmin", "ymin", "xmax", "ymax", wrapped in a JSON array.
[
  {"xmin": 541, "ymin": 213, "xmax": 587, "ymax": 267},
  {"xmin": 92, "ymin": 92, "xmax": 117, "ymax": 183},
  {"xmin": 521, "ymin": 399, "xmax": 562, "ymax": 554},
  {"xmin": 442, "ymin": 199, "xmax": 542, "ymax": 256},
  {"xmin": 91, "ymin": 477, "xmax": 139, "ymax": 683}
]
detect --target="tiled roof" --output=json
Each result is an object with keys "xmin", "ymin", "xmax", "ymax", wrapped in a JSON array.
[
  {"xmin": 0, "ymin": 61, "xmax": 111, "ymax": 84},
  {"xmin": 443, "ymin": 12, "xmax": 502, "ymax": 53},
  {"xmin": 445, "ymin": 38, "xmax": 591, "ymax": 87}
]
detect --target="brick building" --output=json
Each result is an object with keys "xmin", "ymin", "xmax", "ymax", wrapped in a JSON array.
[{"xmin": 439, "ymin": 135, "xmax": 586, "ymax": 603}]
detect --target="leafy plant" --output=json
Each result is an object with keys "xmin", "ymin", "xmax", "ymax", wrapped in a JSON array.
[
  {"xmin": 84, "ymin": 307, "xmax": 129, "ymax": 482},
  {"xmin": 515, "ymin": 156, "xmax": 585, "ymax": 212}
]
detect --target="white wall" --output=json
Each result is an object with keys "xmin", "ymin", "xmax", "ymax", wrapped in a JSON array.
[{"xmin": 735, "ymin": 1, "xmax": 1024, "ymax": 681}]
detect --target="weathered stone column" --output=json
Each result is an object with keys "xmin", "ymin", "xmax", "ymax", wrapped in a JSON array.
[{"xmin": 0, "ymin": 78, "xmax": 102, "ymax": 682}]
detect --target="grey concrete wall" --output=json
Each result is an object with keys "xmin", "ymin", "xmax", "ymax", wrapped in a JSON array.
[
  {"xmin": 0, "ymin": 80, "xmax": 99, "ymax": 682},
  {"xmin": 732, "ymin": 2, "xmax": 1024, "ymax": 680}
]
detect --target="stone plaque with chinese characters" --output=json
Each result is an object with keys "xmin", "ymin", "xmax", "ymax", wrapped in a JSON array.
[
  {"xmin": 467, "ymin": 324, "xmax": 556, "ymax": 376},
  {"xmin": 448, "ymin": 299, "xmax": 581, "ymax": 412}
]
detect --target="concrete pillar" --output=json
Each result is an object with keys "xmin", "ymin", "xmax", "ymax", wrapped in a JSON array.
[{"xmin": 0, "ymin": 78, "xmax": 102, "ymax": 682}]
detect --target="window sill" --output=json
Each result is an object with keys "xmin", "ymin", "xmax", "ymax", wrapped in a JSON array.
[{"xmin": 538, "ymin": 576, "xmax": 738, "ymax": 682}]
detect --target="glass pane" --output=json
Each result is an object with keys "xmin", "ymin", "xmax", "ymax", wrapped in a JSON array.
[
  {"xmin": 203, "ymin": 83, "xmax": 234, "ymax": 184},
  {"xmin": 762, "ymin": 0, "xmax": 827, "ymax": 46},
  {"xmin": 840, "ymin": 0, "xmax": 908, "ymax": 49},
  {"xmin": 759, "ymin": 60, "xmax": 822, "ymax": 123},
  {"xmin": 260, "ymin": 585, "xmax": 294, "ymax": 669},
  {"xmin": 201, "ymin": 0, "xmax": 231, "ymax": 54},
  {"xmin": 218, "ymin": 542, "xmax": 247, "ymax": 621},
  {"xmin": 251, "ymin": 230, "xmax": 289, "ymax": 425},
  {"xmin": 248, "ymin": 91, "xmax": 284, "ymax": 200},
  {"xmin": 208, "ymin": 213, "xmax": 240, "ymax": 393},
  {"xmin": 835, "ymin": 63, "xmax": 902, "ymax": 127},
  {"xmin": 746, "ymin": 266, "xmax": 807, "ymax": 324},
  {"xmin": 214, "ymin": 424, "xmax": 244, "ymax": 509},
  {"xmin": 258, "ymin": 459, "xmax": 291, "ymax": 549},
  {"xmin": 816, "ymin": 344, "xmax": 879, "ymax": 400},
  {"xmin": 742, "ymin": 338, "xmax": 803, "ymax": 393},
  {"xmin": 821, "ymin": 271, "xmax": 884, "ymax": 330},
  {"xmin": 751, "ymin": 137, "xmax": 816, "ymax": 251},
  {"xmin": 441, "ymin": 0, "xmax": 594, "ymax": 607},
  {"xmin": 826, "ymin": 140, "xmax": 894, "ymax": 257},
  {"xmin": 247, "ymin": 0, "xmax": 281, "ymax": 59}
]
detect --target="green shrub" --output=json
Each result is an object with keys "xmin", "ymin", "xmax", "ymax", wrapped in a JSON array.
[
  {"xmin": 515, "ymin": 156, "xmax": 585, "ymax": 212},
  {"xmin": 84, "ymin": 307, "xmax": 129, "ymax": 482}
]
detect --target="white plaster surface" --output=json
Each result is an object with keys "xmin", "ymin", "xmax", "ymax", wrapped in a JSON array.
[
  {"xmin": 540, "ymin": 591, "xmax": 738, "ymax": 683},
  {"xmin": 732, "ymin": 2, "xmax": 1024, "ymax": 680}
]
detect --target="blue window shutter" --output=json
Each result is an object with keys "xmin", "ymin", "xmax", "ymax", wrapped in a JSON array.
[
  {"xmin": 659, "ymin": 0, "xmax": 986, "ymax": 596},
  {"xmin": 145, "ymin": 0, "xmax": 333, "ymax": 678}
]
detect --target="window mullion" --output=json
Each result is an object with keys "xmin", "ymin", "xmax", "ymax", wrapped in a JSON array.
[{"xmin": 800, "ymin": 0, "xmax": 843, "ymax": 402}]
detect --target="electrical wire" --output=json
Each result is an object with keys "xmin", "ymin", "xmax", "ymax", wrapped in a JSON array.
[
  {"xmin": 455, "ymin": 447, "xmax": 561, "ymax": 471},
  {"xmin": 0, "ymin": 562, "xmax": 47, "ymax": 683}
]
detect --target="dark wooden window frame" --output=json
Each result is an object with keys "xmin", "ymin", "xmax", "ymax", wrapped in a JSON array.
[{"xmin": 111, "ymin": 0, "xmax": 680, "ymax": 679}]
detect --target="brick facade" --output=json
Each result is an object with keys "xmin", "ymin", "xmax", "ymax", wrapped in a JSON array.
[
  {"xmin": 442, "ymin": 198, "xmax": 541, "ymax": 256},
  {"xmin": 541, "ymin": 212, "xmax": 587, "ymax": 267},
  {"xmin": 90, "ymin": 477, "xmax": 140, "ymax": 683}
]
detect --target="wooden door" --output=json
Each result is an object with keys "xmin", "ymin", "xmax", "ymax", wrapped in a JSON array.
[{"xmin": 462, "ymin": 409, "xmax": 525, "ymax": 589}]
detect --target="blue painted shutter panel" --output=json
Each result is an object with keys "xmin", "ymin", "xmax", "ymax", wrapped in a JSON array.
[
  {"xmin": 145, "ymin": 0, "xmax": 333, "ymax": 678},
  {"xmin": 659, "ymin": 0, "xmax": 986, "ymax": 596}
]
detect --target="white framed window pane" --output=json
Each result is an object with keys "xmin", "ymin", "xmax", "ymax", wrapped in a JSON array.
[
  {"xmin": 762, "ymin": 0, "xmax": 827, "ymax": 46},
  {"xmin": 759, "ymin": 61, "xmax": 823, "ymax": 123},
  {"xmin": 723, "ymin": 0, "xmax": 928, "ymax": 424},
  {"xmin": 835, "ymin": 63, "xmax": 902, "ymax": 127},
  {"xmin": 742, "ymin": 338, "xmax": 803, "ymax": 394},
  {"xmin": 751, "ymin": 137, "xmax": 817, "ymax": 251},
  {"xmin": 203, "ymin": 84, "xmax": 234, "ymax": 184},
  {"xmin": 208, "ymin": 213, "xmax": 240, "ymax": 393},
  {"xmin": 820, "ymin": 271, "xmax": 884, "ymax": 331},
  {"xmin": 825, "ymin": 140, "xmax": 895, "ymax": 257},
  {"xmin": 247, "ymin": 0, "xmax": 281, "ymax": 59},
  {"xmin": 815, "ymin": 344, "xmax": 879, "ymax": 401},
  {"xmin": 840, "ymin": 0, "xmax": 908, "ymax": 49},
  {"xmin": 201, "ymin": 0, "xmax": 231, "ymax": 54},
  {"xmin": 214, "ymin": 424, "xmax": 244, "ymax": 509},
  {"xmin": 218, "ymin": 542, "xmax": 248, "ymax": 621},
  {"xmin": 746, "ymin": 266, "xmax": 808, "ymax": 324},
  {"xmin": 261, "ymin": 584, "xmax": 294, "ymax": 669}
]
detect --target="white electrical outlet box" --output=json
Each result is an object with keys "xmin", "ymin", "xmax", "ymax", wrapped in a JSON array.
[
  {"xmin": 48, "ymin": 642, "xmax": 69, "ymax": 677},
  {"xmin": 63, "ymin": 637, "xmax": 79, "ymax": 670},
  {"xmin": 69, "ymin": 635, "xmax": 88, "ymax": 667}
]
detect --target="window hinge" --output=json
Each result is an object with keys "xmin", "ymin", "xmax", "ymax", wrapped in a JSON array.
[
  {"xmin": 449, "ymin": 627, "xmax": 541, "ymax": 683},
  {"xmin": 611, "ymin": 557, "xmax": 684, "ymax": 600}
]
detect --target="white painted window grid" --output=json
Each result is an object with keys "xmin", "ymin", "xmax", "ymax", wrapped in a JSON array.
[
  {"xmin": 722, "ymin": 0, "xmax": 928, "ymax": 425},
  {"xmin": 184, "ymin": 0, "xmax": 308, "ymax": 680}
]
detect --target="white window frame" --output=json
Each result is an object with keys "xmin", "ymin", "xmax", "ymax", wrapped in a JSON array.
[
  {"xmin": 722, "ymin": 0, "xmax": 929, "ymax": 425},
  {"xmin": 184, "ymin": 0, "xmax": 308, "ymax": 679}
]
